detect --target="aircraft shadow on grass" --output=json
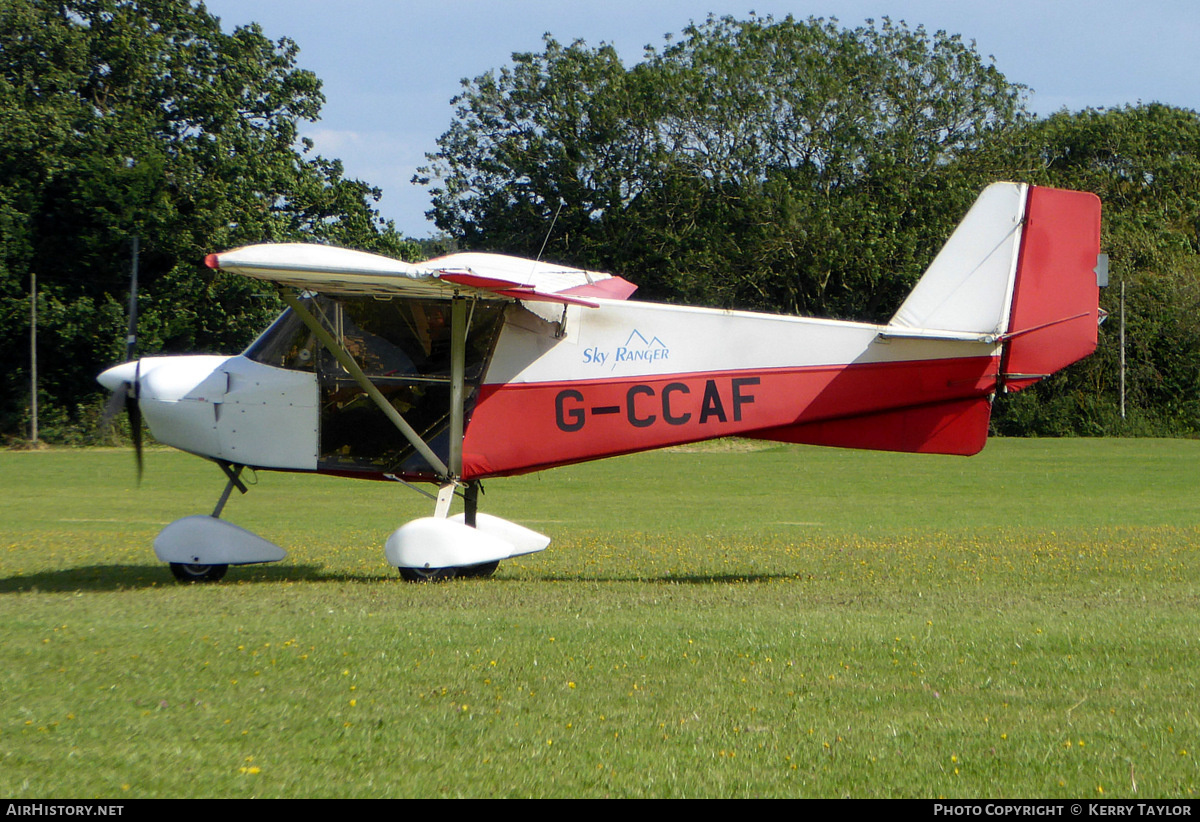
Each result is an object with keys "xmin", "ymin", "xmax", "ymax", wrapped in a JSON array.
[
  {"xmin": 517, "ymin": 571, "xmax": 804, "ymax": 585},
  {"xmin": 0, "ymin": 566, "xmax": 796, "ymax": 592},
  {"xmin": 0, "ymin": 564, "xmax": 328, "ymax": 594}
]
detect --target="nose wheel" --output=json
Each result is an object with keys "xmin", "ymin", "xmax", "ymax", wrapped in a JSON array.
[
  {"xmin": 170, "ymin": 562, "xmax": 229, "ymax": 582},
  {"xmin": 399, "ymin": 566, "xmax": 457, "ymax": 582},
  {"xmin": 158, "ymin": 463, "xmax": 284, "ymax": 583}
]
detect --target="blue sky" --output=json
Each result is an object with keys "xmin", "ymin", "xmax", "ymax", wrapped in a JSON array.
[{"xmin": 202, "ymin": 0, "xmax": 1200, "ymax": 237}]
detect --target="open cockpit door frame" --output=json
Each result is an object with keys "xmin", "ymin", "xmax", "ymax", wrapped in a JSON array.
[{"xmin": 276, "ymin": 289, "xmax": 459, "ymax": 480}]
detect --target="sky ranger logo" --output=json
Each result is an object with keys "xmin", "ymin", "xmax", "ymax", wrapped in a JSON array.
[{"xmin": 582, "ymin": 330, "xmax": 670, "ymax": 371}]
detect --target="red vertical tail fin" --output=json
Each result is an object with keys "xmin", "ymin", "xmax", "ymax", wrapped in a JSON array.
[{"xmin": 1001, "ymin": 186, "xmax": 1103, "ymax": 391}]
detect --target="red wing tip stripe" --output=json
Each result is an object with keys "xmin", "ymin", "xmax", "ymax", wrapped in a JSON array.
[
  {"xmin": 438, "ymin": 273, "xmax": 600, "ymax": 307},
  {"xmin": 438, "ymin": 271, "xmax": 524, "ymax": 289},
  {"xmin": 560, "ymin": 277, "xmax": 639, "ymax": 301},
  {"xmin": 204, "ymin": 253, "xmax": 220, "ymax": 269}
]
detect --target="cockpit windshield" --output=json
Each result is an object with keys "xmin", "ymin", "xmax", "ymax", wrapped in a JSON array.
[
  {"xmin": 247, "ymin": 296, "xmax": 504, "ymax": 377},
  {"xmin": 244, "ymin": 301, "xmax": 318, "ymax": 371}
]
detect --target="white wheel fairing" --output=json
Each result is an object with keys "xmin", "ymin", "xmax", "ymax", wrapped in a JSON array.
[
  {"xmin": 154, "ymin": 515, "xmax": 287, "ymax": 566},
  {"xmin": 384, "ymin": 516, "xmax": 548, "ymax": 569},
  {"xmin": 447, "ymin": 513, "xmax": 551, "ymax": 557}
]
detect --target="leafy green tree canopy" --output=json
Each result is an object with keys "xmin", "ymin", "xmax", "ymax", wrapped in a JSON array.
[
  {"xmin": 979, "ymin": 104, "xmax": 1200, "ymax": 436},
  {"xmin": 0, "ymin": 0, "xmax": 416, "ymax": 440},
  {"xmin": 418, "ymin": 14, "xmax": 1026, "ymax": 318}
]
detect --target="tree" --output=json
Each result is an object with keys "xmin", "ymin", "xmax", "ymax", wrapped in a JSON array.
[
  {"xmin": 977, "ymin": 105, "xmax": 1200, "ymax": 436},
  {"xmin": 0, "ymin": 0, "xmax": 417, "ymax": 440},
  {"xmin": 417, "ymin": 14, "xmax": 1026, "ymax": 319},
  {"xmin": 419, "ymin": 17, "xmax": 1200, "ymax": 437}
]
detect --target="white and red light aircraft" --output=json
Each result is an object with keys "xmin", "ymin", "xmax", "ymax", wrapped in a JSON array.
[{"xmin": 98, "ymin": 182, "xmax": 1104, "ymax": 582}]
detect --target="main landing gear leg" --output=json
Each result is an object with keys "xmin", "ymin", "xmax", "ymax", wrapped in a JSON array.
[
  {"xmin": 456, "ymin": 481, "xmax": 498, "ymax": 579},
  {"xmin": 464, "ymin": 480, "xmax": 478, "ymax": 527}
]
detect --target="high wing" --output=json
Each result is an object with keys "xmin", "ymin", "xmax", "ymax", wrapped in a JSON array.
[{"xmin": 205, "ymin": 244, "xmax": 638, "ymax": 306}]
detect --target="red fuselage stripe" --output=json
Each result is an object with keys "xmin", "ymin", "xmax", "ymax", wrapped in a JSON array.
[{"xmin": 461, "ymin": 355, "xmax": 1000, "ymax": 478}]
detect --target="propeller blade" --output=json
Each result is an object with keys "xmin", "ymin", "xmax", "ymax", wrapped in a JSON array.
[
  {"xmin": 126, "ymin": 237, "xmax": 139, "ymax": 361},
  {"xmin": 95, "ymin": 237, "xmax": 144, "ymax": 477},
  {"xmin": 130, "ymin": 360, "xmax": 143, "ymax": 483},
  {"xmin": 98, "ymin": 384, "xmax": 127, "ymax": 435}
]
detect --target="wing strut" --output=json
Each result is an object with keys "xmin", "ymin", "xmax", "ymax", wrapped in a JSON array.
[
  {"xmin": 436, "ymin": 297, "xmax": 470, "ymax": 509},
  {"xmin": 278, "ymin": 289, "xmax": 452, "ymax": 479},
  {"xmin": 448, "ymin": 296, "xmax": 467, "ymax": 478}
]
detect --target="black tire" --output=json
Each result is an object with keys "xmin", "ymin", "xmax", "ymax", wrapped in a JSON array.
[
  {"xmin": 398, "ymin": 566, "xmax": 457, "ymax": 583},
  {"xmin": 170, "ymin": 562, "xmax": 229, "ymax": 582},
  {"xmin": 398, "ymin": 561, "xmax": 499, "ymax": 582},
  {"xmin": 458, "ymin": 560, "xmax": 500, "ymax": 579}
]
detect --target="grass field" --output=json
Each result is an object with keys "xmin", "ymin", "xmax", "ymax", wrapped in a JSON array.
[{"xmin": 1, "ymin": 439, "xmax": 1197, "ymax": 798}]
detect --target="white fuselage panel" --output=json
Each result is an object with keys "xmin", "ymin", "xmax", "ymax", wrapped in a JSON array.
[
  {"xmin": 485, "ymin": 299, "xmax": 999, "ymax": 387},
  {"xmin": 107, "ymin": 355, "xmax": 319, "ymax": 469}
]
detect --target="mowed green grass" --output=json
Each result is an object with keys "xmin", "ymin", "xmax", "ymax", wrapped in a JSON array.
[{"xmin": 1, "ymin": 439, "xmax": 1197, "ymax": 798}]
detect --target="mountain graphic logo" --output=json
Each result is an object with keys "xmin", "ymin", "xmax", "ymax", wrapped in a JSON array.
[
  {"xmin": 612, "ymin": 329, "xmax": 670, "ymax": 369},
  {"xmin": 623, "ymin": 330, "xmax": 668, "ymax": 349}
]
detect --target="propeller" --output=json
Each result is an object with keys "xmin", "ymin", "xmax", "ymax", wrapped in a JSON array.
[{"xmin": 97, "ymin": 237, "xmax": 143, "ymax": 481}]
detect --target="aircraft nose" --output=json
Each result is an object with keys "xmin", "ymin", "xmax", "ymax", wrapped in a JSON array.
[{"xmin": 98, "ymin": 360, "xmax": 140, "ymax": 392}]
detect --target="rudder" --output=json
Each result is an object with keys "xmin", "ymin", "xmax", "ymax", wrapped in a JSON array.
[{"xmin": 1001, "ymin": 186, "xmax": 1103, "ymax": 391}]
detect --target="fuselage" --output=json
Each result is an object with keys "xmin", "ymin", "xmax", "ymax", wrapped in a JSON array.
[
  {"xmin": 465, "ymin": 297, "xmax": 1000, "ymax": 475},
  {"xmin": 99, "ymin": 294, "xmax": 1001, "ymax": 482}
]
